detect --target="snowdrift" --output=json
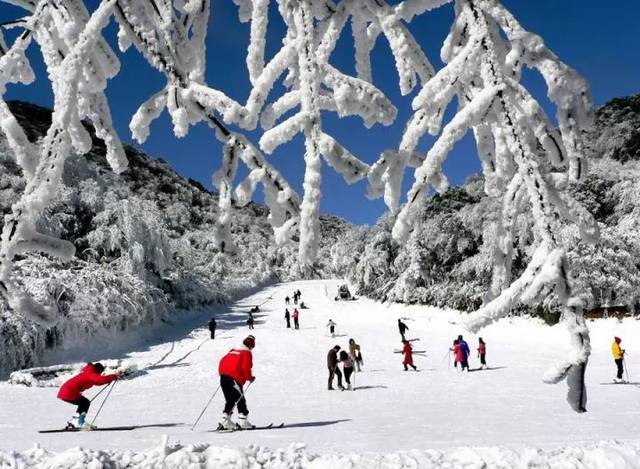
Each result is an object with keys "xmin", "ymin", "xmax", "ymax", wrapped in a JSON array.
[{"xmin": 2, "ymin": 439, "xmax": 640, "ymax": 468}]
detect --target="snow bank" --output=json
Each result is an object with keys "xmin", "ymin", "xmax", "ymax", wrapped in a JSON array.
[{"xmin": 2, "ymin": 439, "xmax": 640, "ymax": 468}]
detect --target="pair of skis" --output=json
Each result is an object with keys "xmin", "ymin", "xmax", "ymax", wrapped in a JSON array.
[{"xmin": 215, "ymin": 422, "xmax": 285, "ymax": 432}]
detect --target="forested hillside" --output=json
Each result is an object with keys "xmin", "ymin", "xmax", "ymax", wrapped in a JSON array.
[
  {"xmin": 0, "ymin": 101, "xmax": 348, "ymax": 376},
  {"xmin": 335, "ymin": 96, "xmax": 640, "ymax": 317}
]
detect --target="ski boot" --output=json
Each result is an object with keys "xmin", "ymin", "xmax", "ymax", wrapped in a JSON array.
[
  {"xmin": 237, "ymin": 415, "xmax": 255, "ymax": 430},
  {"xmin": 217, "ymin": 413, "xmax": 238, "ymax": 431},
  {"xmin": 346, "ymin": 383, "xmax": 352, "ymax": 391}
]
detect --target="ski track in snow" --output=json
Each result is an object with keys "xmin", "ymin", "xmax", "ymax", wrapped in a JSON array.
[{"xmin": 1, "ymin": 279, "xmax": 640, "ymax": 467}]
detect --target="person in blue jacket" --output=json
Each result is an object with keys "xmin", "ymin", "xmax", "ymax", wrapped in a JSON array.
[{"xmin": 457, "ymin": 334, "xmax": 470, "ymax": 371}]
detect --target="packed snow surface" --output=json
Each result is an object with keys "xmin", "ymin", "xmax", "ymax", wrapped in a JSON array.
[{"xmin": 1, "ymin": 280, "xmax": 640, "ymax": 468}]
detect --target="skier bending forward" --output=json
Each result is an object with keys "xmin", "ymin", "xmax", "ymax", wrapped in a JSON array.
[
  {"xmin": 57, "ymin": 362, "xmax": 119, "ymax": 430},
  {"xmin": 218, "ymin": 335, "xmax": 256, "ymax": 430}
]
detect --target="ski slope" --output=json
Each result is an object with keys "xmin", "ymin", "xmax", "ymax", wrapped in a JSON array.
[{"xmin": 1, "ymin": 279, "xmax": 640, "ymax": 467}]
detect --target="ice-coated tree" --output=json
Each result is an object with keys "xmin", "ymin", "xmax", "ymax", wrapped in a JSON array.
[
  {"xmin": 385, "ymin": 0, "xmax": 598, "ymax": 412},
  {"xmin": 0, "ymin": 0, "xmax": 598, "ymax": 411}
]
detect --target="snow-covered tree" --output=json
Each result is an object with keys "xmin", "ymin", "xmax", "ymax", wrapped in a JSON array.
[
  {"xmin": 382, "ymin": 0, "xmax": 599, "ymax": 412},
  {"xmin": 0, "ymin": 0, "xmax": 125, "ymax": 325}
]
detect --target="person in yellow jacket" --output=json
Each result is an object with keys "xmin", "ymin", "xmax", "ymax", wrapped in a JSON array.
[{"xmin": 611, "ymin": 336, "xmax": 625, "ymax": 383}]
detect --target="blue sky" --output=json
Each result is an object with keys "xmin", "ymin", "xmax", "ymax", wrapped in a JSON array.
[{"xmin": 1, "ymin": 1, "xmax": 639, "ymax": 225}]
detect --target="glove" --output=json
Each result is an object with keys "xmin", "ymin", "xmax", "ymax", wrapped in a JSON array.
[{"xmin": 249, "ymin": 376, "xmax": 256, "ymax": 383}]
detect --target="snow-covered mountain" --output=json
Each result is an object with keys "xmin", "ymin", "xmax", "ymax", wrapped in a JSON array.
[
  {"xmin": 335, "ymin": 95, "xmax": 640, "ymax": 317},
  {"xmin": 0, "ymin": 101, "xmax": 349, "ymax": 377}
]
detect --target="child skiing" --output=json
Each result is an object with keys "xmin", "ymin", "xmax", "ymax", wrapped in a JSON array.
[
  {"xmin": 349, "ymin": 338, "xmax": 363, "ymax": 371},
  {"xmin": 327, "ymin": 345, "xmax": 344, "ymax": 390},
  {"xmin": 612, "ymin": 336, "xmax": 626, "ymax": 383},
  {"xmin": 293, "ymin": 308, "xmax": 300, "ymax": 329},
  {"xmin": 458, "ymin": 335, "xmax": 470, "ymax": 371},
  {"xmin": 450, "ymin": 339, "xmax": 460, "ymax": 368},
  {"xmin": 217, "ymin": 335, "xmax": 256, "ymax": 430},
  {"xmin": 327, "ymin": 319, "xmax": 337, "ymax": 337},
  {"xmin": 284, "ymin": 308, "xmax": 291, "ymax": 328},
  {"xmin": 478, "ymin": 338, "xmax": 487, "ymax": 369},
  {"xmin": 402, "ymin": 340, "xmax": 417, "ymax": 371},
  {"xmin": 340, "ymin": 350, "xmax": 355, "ymax": 390},
  {"xmin": 57, "ymin": 362, "xmax": 119, "ymax": 430},
  {"xmin": 285, "ymin": 296, "xmax": 290, "ymax": 305}
]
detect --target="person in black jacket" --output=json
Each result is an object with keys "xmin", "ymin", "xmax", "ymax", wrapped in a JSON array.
[
  {"xmin": 327, "ymin": 345, "xmax": 344, "ymax": 390},
  {"xmin": 398, "ymin": 319, "xmax": 409, "ymax": 341},
  {"xmin": 284, "ymin": 308, "xmax": 291, "ymax": 328},
  {"xmin": 208, "ymin": 317, "xmax": 217, "ymax": 339}
]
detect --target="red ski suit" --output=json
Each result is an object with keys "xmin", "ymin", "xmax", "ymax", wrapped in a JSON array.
[
  {"xmin": 402, "ymin": 342, "xmax": 414, "ymax": 366},
  {"xmin": 57, "ymin": 363, "xmax": 118, "ymax": 401},
  {"xmin": 454, "ymin": 344, "xmax": 464, "ymax": 363},
  {"xmin": 218, "ymin": 346, "xmax": 254, "ymax": 385}
]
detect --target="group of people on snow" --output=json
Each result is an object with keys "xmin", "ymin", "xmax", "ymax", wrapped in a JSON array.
[
  {"xmin": 327, "ymin": 338, "xmax": 363, "ymax": 390},
  {"xmin": 285, "ymin": 289, "xmax": 302, "ymax": 306},
  {"xmin": 54, "ymin": 281, "xmax": 632, "ymax": 432},
  {"xmin": 284, "ymin": 307, "xmax": 300, "ymax": 329}
]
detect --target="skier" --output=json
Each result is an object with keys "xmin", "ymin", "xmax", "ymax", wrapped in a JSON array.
[
  {"xmin": 340, "ymin": 350, "xmax": 355, "ymax": 390},
  {"xmin": 217, "ymin": 335, "xmax": 256, "ymax": 430},
  {"xmin": 398, "ymin": 319, "xmax": 409, "ymax": 341},
  {"xmin": 208, "ymin": 317, "xmax": 217, "ymax": 339},
  {"xmin": 450, "ymin": 339, "xmax": 460, "ymax": 368},
  {"xmin": 57, "ymin": 362, "xmax": 119, "ymax": 430},
  {"xmin": 284, "ymin": 308, "xmax": 291, "ymax": 328},
  {"xmin": 293, "ymin": 291, "xmax": 298, "ymax": 305},
  {"xmin": 402, "ymin": 340, "xmax": 417, "ymax": 371},
  {"xmin": 293, "ymin": 308, "xmax": 300, "ymax": 329},
  {"xmin": 478, "ymin": 338, "xmax": 487, "ymax": 369},
  {"xmin": 327, "ymin": 345, "xmax": 344, "ymax": 390},
  {"xmin": 458, "ymin": 335, "xmax": 470, "ymax": 371},
  {"xmin": 327, "ymin": 319, "xmax": 337, "ymax": 337},
  {"xmin": 349, "ymin": 338, "xmax": 363, "ymax": 371},
  {"xmin": 285, "ymin": 296, "xmax": 290, "ymax": 305},
  {"xmin": 247, "ymin": 312, "xmax": 255, "ymax": 330},
  {"xmin": 300, "ymin": 301, "xmax": 307, "ymax": 309},
  {"xmin": 612, "ymin": 336, "xmax": 626, "ymax": 383}
]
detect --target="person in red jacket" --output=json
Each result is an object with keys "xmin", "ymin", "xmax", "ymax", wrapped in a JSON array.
[
  {"xmin": 57, "ymin": 362, "xmax": 119, "ymax": 429},
  {"xmin": 478, "ymin": 338, "xmax": 487, "ymax": 369},
  {"xmin": 217, "ymin": 335, "xmax": 256, "ymax": 430},
  {"xmin": 292, "ymin": 308, "xmax": 300, "ymax": 329},
  {"xmin": 402, "ymin": 340, "xmax": 417, "ymax": 371}
]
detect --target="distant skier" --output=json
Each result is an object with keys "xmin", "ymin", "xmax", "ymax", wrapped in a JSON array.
[
  {"xmin": 327, "ymin": 345, "xmax": 344, "ymax": 390},
  {"xmin": 327, "ymin": 319, "xmax": 337, "ymax": 337},
  {"xmin": 208, "ymin": 317, "xmax": 217, "ymax": 339},
  {"xmin": 300, "ymin": 301, "xmax": 307, "ymax": 309},
  {"xmin": 612, "ymin": 336, "xmax": 626, "ymax": 382},
  {"xmin": 247, "ymin": 312, "xmax": 255, "ymax": 330},
  {"xmin": 349, "ymin": 338, "xmax": 363, "ymax": 372},
  {"xmin": 57, "ymin": 362, "xmax": 119, "ymax": 430},
  {"xmin": 340, "ymin": 350, "xmax": 355, "ymax": 390},
  {"xmin": 402, "ymin": 340, "xmax": 417, "ymax": 371},
  {"xmin": 293, "ymin": 308, "xmax": 300, "ymax": 329},
  {"xmin": 285, "ymin": 296, "xmax": 290, "ymax": 305},
  {"xmin": 284, "ymin": 308, "xmax": 291, "ymax": 328},
  {"xmin": 478, "ymin": 338, "xmax": 487, "ymax": 369},
  {"xmin": 398, "ymin": 319, "xmax": 409, "ymax": 341},
  {"xmin": 458, "ymin": 335, "xmax": 470, "ymax": 371},
  {"xmin": 293, "ymin": 291, "xmax": 299, "ymax": 305},
  {"xmin": 450, "ymin": 339, "xmax": 460, "ymax": 368},
  {"xmin": 217, "ymin": 335, "xmax": 256, "ymax": 430}
]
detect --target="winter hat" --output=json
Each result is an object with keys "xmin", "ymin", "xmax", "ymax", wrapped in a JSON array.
[
  {"xmin": 615, "ymin": 336, "xmax": 622, "ymax": 344},
  {"xmin": 93, "ymin": 362, "xmax": 105, "ymax": 373},
  {"xmin": 243, "ymin": 335, "xmax": 256, "ymax": 349}
]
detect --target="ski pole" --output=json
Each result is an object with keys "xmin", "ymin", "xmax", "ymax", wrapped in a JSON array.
[
  {"xmin": 624, "ymin": 358, "xmax": 631, "ymax": 383},
  {"xmin": 90, "ymin": 382, "xmax": 110, "ymax": 402},
  {"xmin": 191, "ymin": 385, "xmax": 221, "ymax": 431},
  {"xmin": 233, "ymin": 382, "xmax": 252, "ymax": 408},
  {"xmin": 90, "ymin": 380, "xmax": 117, "ymax": 425}
]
